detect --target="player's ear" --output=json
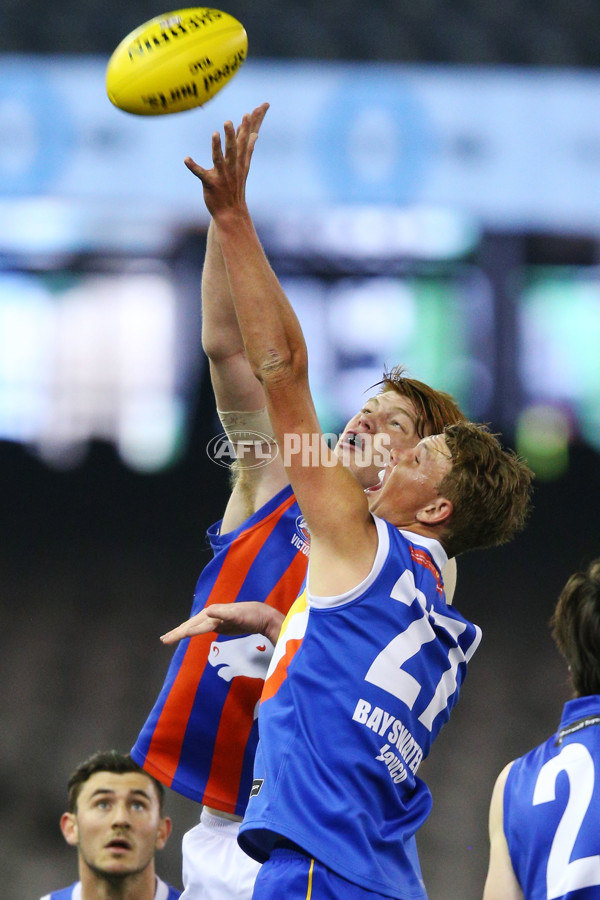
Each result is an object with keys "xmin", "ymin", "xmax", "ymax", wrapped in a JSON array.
[
  {"xmin": 416, "ymin": 496, "xmax": 452, "ymax": 527},
  {"xmin": 60, "ymin": 812, "xmax": 79, "ymax": 846},
  {"xmin": 155, "ymin": 816, "xmax": 172, "ymax": 851}
]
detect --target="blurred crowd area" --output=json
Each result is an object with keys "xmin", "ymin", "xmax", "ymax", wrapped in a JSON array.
[{"xmin": 0, "ymin": 0, "xmax": 598, "ymax": 65}]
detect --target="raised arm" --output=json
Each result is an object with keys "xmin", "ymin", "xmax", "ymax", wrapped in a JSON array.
[
  {"xmin": 483, "ymin": 763, "xmax": 523, "ymax": 900},
  {"xmin": 200, "ymin": 105, "xmax": 287, "ymax": 530},
  {"xmin": 202, "ymin": 219, "xmax": 262, "ymax": 410},
  {"xmin": 185, "ymin": 106, "xmax": 379, "ymax": 595}
]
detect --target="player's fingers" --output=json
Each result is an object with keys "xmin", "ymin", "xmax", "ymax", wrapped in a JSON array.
[
  {"xmin": 160, "ymin": 613, "xmax": 214, "ymax": 643},
  {"xmin": 235, "ymin": 114, "xmax": 252, "ymax": 153},
  {"xmin": 223, "ymin": 120, "xmax": 237, "ymax": 163},
  {"xmin": 204, "ymin": 603, "xmax": 239, "ymax": 621},
  {"xmin": 160, "ymin": 625, "xmax": 186, "ymax": 643},
  {"xmin": 250, "ymin": 102, "xmax": 269, "ymax": 134},
  {"xmin": 184, "ymin": 156, "xmax": 208, "ymax": 180},
  {"xmin": 246, "ymin": 132, "xmax": 259, "ymax": 164},
  {"xmin": 211, "ymin": 130, "xmax": 225, "ymax": 167}
]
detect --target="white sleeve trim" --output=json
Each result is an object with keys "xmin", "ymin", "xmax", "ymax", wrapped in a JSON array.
[
  {"xmin": 308, "ymin": 515, "xmax": 390, "ymax": 609},
  {"xmin": 154, "ymin": 878, "xmax": 170, "ymax": 900}
]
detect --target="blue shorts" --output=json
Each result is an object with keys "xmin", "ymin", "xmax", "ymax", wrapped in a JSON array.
[{"xmin": 252, "ymin": 846, "xmax": 394, "ymax": 900}]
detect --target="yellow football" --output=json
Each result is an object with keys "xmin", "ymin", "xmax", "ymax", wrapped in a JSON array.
[{"xmin": 106, "ymin": 8, "xmax": 247, "ymax": 116}]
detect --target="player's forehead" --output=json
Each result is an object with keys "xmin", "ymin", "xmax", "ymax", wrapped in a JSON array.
[
  {"xmin": 419, "ymin": 433, "xmax": 452, "ymax": 461},
  {"xmin": 364, "ymin": 390, "xmax": 417, "ymax": 420},
  {"xmin": 78, "ymin": 770, "xmax": 157, "ymax": 803}
]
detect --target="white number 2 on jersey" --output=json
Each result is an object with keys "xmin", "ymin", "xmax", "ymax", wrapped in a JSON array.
[
  {"xmin": 533, "ymin": 742, "xmax": 600, "ymax": 899},
  {"xmin": 364, "ymin": 569, "xmax": 480, "ymax": 732}
]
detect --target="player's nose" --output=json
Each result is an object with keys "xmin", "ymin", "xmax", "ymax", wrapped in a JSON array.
[
  {"xmin": 357, "ymin": 411, "xmax": 375, "ymax": 432},
  {"xmin": 110, "ymin": 804, "xmax": 132, "ymax": 826}
]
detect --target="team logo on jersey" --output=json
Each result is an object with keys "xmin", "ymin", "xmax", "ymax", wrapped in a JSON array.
[
  {"xmin": 291, "ymin": 515, "xmax": 310, "ymax": 556},
  {"xmin": 249, "ymin": 778, "xmax": 263, "ymax": 798},
  {"xmin": 208, "ymin": 635, "xmax": 272, "ymax": 682}
]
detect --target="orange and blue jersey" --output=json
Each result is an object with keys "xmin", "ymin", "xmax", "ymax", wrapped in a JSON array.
[
  {"xmin": 131, "ymin": 485, "xmax": 308, "ymax": 817},
  {"xmin": 239, "ymin": 518, "xmax": 481, "ymax": 898}
]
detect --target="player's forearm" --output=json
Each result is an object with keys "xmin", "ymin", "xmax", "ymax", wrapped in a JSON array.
[
  {"xmin": 201, "ymin": 221, "xmax": 243, "ymax": 361},
  {"xmin": 213, "ymin": 206, "xmax": 308, "ymax": 389},
  {"xmin": 202, "ymin": 219, "xmax": 268, "ymax": 411}
]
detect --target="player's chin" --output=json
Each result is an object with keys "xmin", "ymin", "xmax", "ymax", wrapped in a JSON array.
[
  {"xmin": 334, "ymin": 448, "xmax": 379, "ymax": 487},
  {"xmin": 100, "ymin": 860, "xmax": 143, "ymax": 879},
  {"xmin": 354, "ymin": 464, "xmax": 381, "ymax": 490}
]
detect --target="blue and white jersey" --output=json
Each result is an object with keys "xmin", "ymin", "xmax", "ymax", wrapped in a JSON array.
[
  {"xmin": 504, "ymin": 695, "xmax": 600, "ymax": 900},
  {"xmin": 239, "ymin": 516, "xmax": 481, "ymax": 900},
  {"xmin": 40, "ymin": 875, "xmax": 181, "ymax": 900}
]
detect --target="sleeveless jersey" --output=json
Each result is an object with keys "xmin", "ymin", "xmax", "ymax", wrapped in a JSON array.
[
  {"xmin": 131, "ymin": 485, "xmax": 308, "ymax": 816},
  {"xmin": 239, "ymin": 517, "xmax": 481, "ymax": 899},
  {"xmin": 40, "ymin": 875, "xmax": 180, "ymax": 899},
  {"xmin": 503, "ymin": 695, "xmax": 600, "ymax": 900}
]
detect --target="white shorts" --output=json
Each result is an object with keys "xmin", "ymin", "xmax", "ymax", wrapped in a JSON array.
[{"xmin": 181, "ymin": 807, "xmax": 261, "ymax": 900}]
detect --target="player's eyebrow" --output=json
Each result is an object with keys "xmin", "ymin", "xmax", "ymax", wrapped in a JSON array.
[
  {"xmin": 88, "ymin": 787, "xmax": 152, "ymax": 801},
  {"xmin": 367, "ymin": 396, "xmax": 417, "ymax": 423}
]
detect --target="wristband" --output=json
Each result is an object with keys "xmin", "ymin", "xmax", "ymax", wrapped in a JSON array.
[{"xmin": 217, "ymin": 407, "xmax": 277, "ymax": 444}]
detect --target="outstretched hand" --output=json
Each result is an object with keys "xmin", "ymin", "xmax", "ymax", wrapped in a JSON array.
[
  {"xmin": 160, "ymin": 600, "xmax": 284, "ymax": 646},
  {"xmin": 184, "ymin": 102, "xmax": 269, "ymax": 218}
]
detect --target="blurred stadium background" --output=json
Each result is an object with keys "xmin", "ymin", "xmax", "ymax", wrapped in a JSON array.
[{"xmin": 1, "ymin": 3, "xmax": 600, "ymax": 898}]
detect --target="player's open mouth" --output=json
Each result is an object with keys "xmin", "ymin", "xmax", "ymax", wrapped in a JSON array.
[
  {"xmin": 365, "ymin": 468, "xmax": 387, "ymax": 494},
  {"xmin": 105, "ymin": 838, "xmax": 132, "ymax": 851},
  {"xmin": 341, "ymin": 431, "xmax": 365, "ymax": 450}
]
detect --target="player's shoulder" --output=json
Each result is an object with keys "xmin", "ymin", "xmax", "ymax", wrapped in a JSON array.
[
  {"xmin": 156, "ymin": 875, "xmax": 182, "ymax": 899},
  {"xmin": 495, "ymin": 760, "xmax": 516, "ymax": 794},
  {"xmin": 211, "ymin": 482, "xmax": 298, "ymax": 544},
  {"xmin": 166, "ymin": 885, "xmax": 182, "ymax": 900},
  {"xmin": 395, "ymin": 526, "xmax": 448, "ymax": 579},
  {"xmin": 39, "ymin": 882, "xmax": 79, "ymax": 900}
]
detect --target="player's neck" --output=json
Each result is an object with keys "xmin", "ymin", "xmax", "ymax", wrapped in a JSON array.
[{"xmin": 79, "ymin": 865, "xmax": 157, "ymax": 900}]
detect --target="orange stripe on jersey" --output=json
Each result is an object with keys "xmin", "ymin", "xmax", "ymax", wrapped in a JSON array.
[
  {"xmin": 145, "ymin": 492, "xmax": 299, "ymax": 785},
  {"xmin": 207, "ymin": 491, "xmax": 300, "ymax": 614},
  {"xmin": 143, "ymin": 632, "xmax": 215, "ymax": 787},
  {"xmin": 261, "ymin": 637, "xmax": 304, "ymax": 703},
  {"xmin": 263, "ymin": 548, "xmax": 309, "ymax": 615},
  {"xmin": 409, "ymin": 545, "xmax": 444, "ymax": 595},
  {"xmin": 202, "ymin": 673, "xmax": 262, "ymax": 812},
  {"xmin": 262, "ymin": 591, "xmax": 308, "ymax": 703}
]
